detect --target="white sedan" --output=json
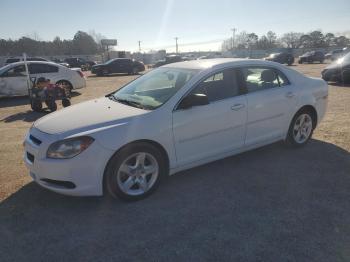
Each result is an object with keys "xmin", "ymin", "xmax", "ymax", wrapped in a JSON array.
[
  {"xmin": 23, "ymin": 59, "xmax": 328, "ymax": 201},
  {"xmin": 0, "ymin": 61, "xmax": 86, "ymax": 97}
]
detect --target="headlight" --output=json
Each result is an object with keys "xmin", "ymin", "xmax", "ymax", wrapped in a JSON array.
[{"xmin": 47, "ymin": 136, "xmax": 94, "ymax": 159}]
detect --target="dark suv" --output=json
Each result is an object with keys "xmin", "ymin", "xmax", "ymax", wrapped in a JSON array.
[
  {"xmin": 64, "ymin": 58, "xmax": 96, "ymax": 71},
  {"xmin": 298, "ymin": 51, "xmax": 325, "ymax": 64},
  {"xmin": 91, "ymin": 58, "xmax": 145, "ymax": 76},
  {"xmin": 264, "ymin": 52, "xmax": 294, "ymax": 66}
]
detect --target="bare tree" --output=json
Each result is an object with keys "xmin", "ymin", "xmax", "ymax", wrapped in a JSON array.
[{"xmin": 280, "ymin": 32, "xmax": 303, "ymax": 48}]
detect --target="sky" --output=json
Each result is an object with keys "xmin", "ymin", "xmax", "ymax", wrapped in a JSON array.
[{"xmin": 0, "ymin": 0, "xmax": 349, "ymax": 52}]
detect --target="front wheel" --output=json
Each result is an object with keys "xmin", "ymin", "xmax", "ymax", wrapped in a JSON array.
[
  {"xmin": 105, "ymin": 143, "xmax": 167, "ymax": 201},
  {"xmin": 285, "ymin": 111, "xmax": 314, "ymax": 147},
  {"xmin": 132, "ymin": 67, "xmax": 140, "ymax": 75}
]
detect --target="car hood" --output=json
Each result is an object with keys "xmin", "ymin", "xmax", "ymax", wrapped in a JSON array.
[
  {"xmin": 34, "ymin": 97, "xmax": 148, "ymax": 135},
  {"xmin": 325, "ymin": 62, "xmax": 343, "ymax": 70}
]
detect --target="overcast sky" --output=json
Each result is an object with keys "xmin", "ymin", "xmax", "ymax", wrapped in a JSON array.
[{"xmin": 1, "ymin": 0, "xmax": 349, "ymax": 52}]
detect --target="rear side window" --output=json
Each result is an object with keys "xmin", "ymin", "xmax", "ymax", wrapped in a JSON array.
[
  {"xmin": 241, "ymin": 67, "xmax": 290, "ymax": 93},
  {"xmin": 190, "ymin": 68, "xmax": 241, "ymax": 102},
  {"xmin": 29, "ymin": 64, "xmax": 59, "ymax": 74},
  {"xmin": 6, "ymin": 58, "xmax": 20, "ymax": 63}
]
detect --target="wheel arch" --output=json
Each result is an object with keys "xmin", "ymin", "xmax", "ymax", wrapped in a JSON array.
[
  {"xmin": 55, "ymin": 79, "xmax": 73, "ymax": 89},
  {"xmin": 102, "ymin": 139, "xmax": 170, "ymax": 194},
  {"xmin": 293, "ymin": 105, "xmax": 318, "ymax": 128}
]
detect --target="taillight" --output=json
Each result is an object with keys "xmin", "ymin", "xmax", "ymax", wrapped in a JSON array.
[{"xmin": 76, "ymin": 70, "xmax": 84, "ymax": 78}]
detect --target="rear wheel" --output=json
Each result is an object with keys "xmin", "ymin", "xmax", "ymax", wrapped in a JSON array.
[
  {"xmin": 46, "ymin": 99, "xmax": 57, "ymax": 112},
  {"xmin": 31, "ymin": 99, "xmax": 42, "ymax": 112},
  {"xmin": 56, "ymin": 80, "xmax": 72, "ymax": 97},
  {"xmin": 285, "ymin": 110, "xmax": 314, "ymax": 147},
  {"xmin": 105, "ymin": 143, "xmax": 166, "ymax": 201}
]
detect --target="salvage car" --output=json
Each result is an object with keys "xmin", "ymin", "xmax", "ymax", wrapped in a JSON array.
[
  {"xmin": 322, "ymin": 52, "xmax": 350, "ymax": 84},
  {"xmin": 24, "ymin": 58, "xmax": 328, "ymax": 201},
  {"xmin": 91, "ymin": 58, "xmax": 145, "ymax": 76},
  {"xmin": 298, "ymin": 51, "xmax": 325, "ymax": 64},
  {"xmin": 264, "ymin": 52, "xmax": 294, "ymax": 65},
  {"xmin": 0, "ymin": 61, "xmax": 86, "ymax": 97}
]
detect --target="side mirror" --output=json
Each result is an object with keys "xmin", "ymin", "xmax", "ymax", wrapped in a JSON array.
[{"xmin": 178, "ymin": 93, "xmax": 209, "ymax": 110}]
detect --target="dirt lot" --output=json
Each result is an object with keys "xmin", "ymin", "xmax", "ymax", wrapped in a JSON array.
[{"xmin": 1, "ymin": 63, "xmax": 350, "ymax": 262}]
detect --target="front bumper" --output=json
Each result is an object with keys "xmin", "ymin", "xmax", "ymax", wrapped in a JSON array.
[
  {"xmin": 23, "ymin": 128, "xmax": 113, "ymax": 196},
  {"xmin": 321, "ymin": 68, "xmax": 341, "ymax": 82}
]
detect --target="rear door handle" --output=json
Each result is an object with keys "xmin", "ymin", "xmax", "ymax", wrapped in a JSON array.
[
  {"xmin": 285, "ymin": 92, "xmax": 295, "ymax": 98},
  {"xmin": 231, "ymin": 104, "xmax": 245, "ymax": 111}
]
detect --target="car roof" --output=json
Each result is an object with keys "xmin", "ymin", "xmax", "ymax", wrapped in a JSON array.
[
  {"xmin": 162, "ymin": 58, "xmax": 282, "ymax": 70},
  {"xmin": 4, "ymin": 61, "xmax": 62, "ymax": 67}
]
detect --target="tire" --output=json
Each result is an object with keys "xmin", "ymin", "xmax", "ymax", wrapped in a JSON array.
[
  {"xmin": 46, "ymin": 100, "xmax": 57, "ymax": 112},
  {"xmin": 287, "ymin": 56, "xmax": 294, "ymax": 66},
  {"xmin": 132, "ymin": 67, "xmax": 140, "ymax": 75},
  {"xmin": 62, "ymin": 98, "xmax": 71, "ymax": 107},
  {"xmin": 31, "ymin": 99, "xmax": 42, "ymax": 112},
  {"xmin": 285, "ymin": 110, "xmax": 315, "ymax": 147},
  {"xmin": 105, "ymin": 142, "xmax": 167, "ymax": 201}
]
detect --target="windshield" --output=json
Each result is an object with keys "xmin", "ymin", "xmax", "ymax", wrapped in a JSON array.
[
  {"xmin": 337, "ymin": 52, "xmax": 350, "ymax": 65},
  {"xmin": 111, "ymin": 67, "xmax": 198, "ymax": 110},
  {"xmin": 303, "ymin": 51, "xmax": 314, "ymax": 56},
  {"xmin": 269, "ymin": 53, "xmax": 280, "ymax": 58}
]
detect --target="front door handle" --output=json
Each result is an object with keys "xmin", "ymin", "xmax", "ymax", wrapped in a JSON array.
[
  {"xmin": 231, "ymin": 104, "xmax": 245, "ymax": 111},
  {"xmin": 285, "ymin": 92, "xmax": 295, "ymax": 98}
]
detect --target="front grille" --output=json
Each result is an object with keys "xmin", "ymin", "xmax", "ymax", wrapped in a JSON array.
[
  {"xmin": 27, "ymin": 152, "xmax": 35, "ymax": 163},
  {"xmin": 29, "ymin": 135, "xmax": 42, "ymax": 146}
]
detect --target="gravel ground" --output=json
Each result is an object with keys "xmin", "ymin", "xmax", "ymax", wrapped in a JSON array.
[{"xmin": 0, "ymin": 63, "xmax": 349, "ymax": 262}]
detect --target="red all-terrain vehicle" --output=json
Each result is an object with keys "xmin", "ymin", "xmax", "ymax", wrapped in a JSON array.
[{"xmin": 29, "ymin": 77, "xmax": 71, "ymax": 112}]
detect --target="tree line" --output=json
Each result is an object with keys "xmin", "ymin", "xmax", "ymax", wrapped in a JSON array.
[
  {"xmin": 222, "ymin": 31, "xmax": 350, "ymax": 51},
  {"xmin": 0, "ymin": 31, "xmax": 102, "ymax": 57}
]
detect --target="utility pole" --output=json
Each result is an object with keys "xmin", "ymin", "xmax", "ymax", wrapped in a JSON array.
[
  {"xmin": 231, "ymin": 28, "xmax": 236, "ymax": 51},
  {"xmin": 138, "ymin": 40, "xmax": 141, "ymax": 52},
  {"xmin": 174, "ymin": 37, "xmax": 179, "ymax": 54}
]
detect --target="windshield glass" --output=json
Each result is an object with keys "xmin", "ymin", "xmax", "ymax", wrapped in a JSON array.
[
  {"xmin": 111, "ymin": 67, "xmax": 198, "ymax": 110},
  {"xmin": 337, "ymin": 52, "xmax": 350, "ymax": 64}
]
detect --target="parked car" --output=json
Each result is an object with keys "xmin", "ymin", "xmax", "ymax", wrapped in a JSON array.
[
  {"xmin": 298, "ymin": 51, "xmax": 325, "ymax": 64},
  {"xmin": 64, "ymin": 57, "xmax": 96, "ymax": 71},
  {"xmin": 153, "ymin": 55, "xmax": 183, "ymax": 68},
  {"xmin": 264, "ymin": 52, "xmax": 294, "ymax": 65},
  {"xmin": 325, "ymin": 49, "xmax": 344, "ymax": 61},
  {"xmin": 5, "ymin": 57, "xmax": 49, "ymax": 65},
  {"xmin": 322, "ymin": 52, "xmax": 350, "ymax": 84},
  {"xmin": 51, "ymin": 58, "xmax": 70, "ymax": 68},
  {"xmin": 0, "ymin": 61, "xmax": 86, "ymax": 97},
  {"xmin": 24, "ymin": 58, "xmax": 328, "ymax": 201},
  {"xmin": 91, "ymin": 58, "xmax": 145, "ymax": 76}
]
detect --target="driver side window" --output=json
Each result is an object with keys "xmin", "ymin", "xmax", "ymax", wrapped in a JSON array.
[
  {"xmin": 2, "ymin": 65, "xmax": 26, "ymax": 77},
  {"xmin": 188, "ymin": 68, "xmax": 240, "ymax": 103}
]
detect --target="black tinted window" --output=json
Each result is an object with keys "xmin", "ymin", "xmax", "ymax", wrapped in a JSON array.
[
  {"xmin": 29, "ymin": 64, "xmax": 58, "ymax": 74},
  {"xmin": 241, "ymin": 67, "xmax": 290, "ymax": 93},
  {"xmin": 191, "ymin": 68, "xmax": 240, "ymax": 102},
  {"xmin": 6, "ymin": 58, "xmax": 20, "ymax": 63}
]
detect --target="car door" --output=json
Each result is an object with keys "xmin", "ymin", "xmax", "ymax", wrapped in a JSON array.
[
  {"xmin": 240, "ymin": 66, "xmax": 297, "ymax": 146},
  {"xmin": 119, "ymin": 59, "xmax": 132, "ymax": 73},
  {"xmin": 0, "ymin": 64, "xmax": 28, "ymax": 96},
  {"xmin": 172, "ymin": 68, "xmax": 247, "ymax": 166},
  {"xmin": 109, "ymin": 60, "xmax": 121, "ymax": 73}
]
